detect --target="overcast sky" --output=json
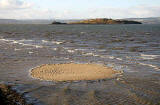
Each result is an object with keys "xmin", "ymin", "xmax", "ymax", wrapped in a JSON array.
[{"xmin": 0, "ymin": 0, "xmax": 160, "ymax": 19}]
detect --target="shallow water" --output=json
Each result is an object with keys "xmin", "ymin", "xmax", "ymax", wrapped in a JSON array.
[{"xmin": 0, "ymin": 24, "xmax": 160, "ymax": 105}]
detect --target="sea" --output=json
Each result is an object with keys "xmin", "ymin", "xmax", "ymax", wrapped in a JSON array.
[{"xmin": 0, "ymin": 24, "xmax": 160, "ymax": 105}]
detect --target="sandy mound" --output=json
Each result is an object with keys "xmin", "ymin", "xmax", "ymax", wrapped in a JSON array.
[{"xmin": 31, "ymin": 63, "xmax": 119, "ymax": 81}]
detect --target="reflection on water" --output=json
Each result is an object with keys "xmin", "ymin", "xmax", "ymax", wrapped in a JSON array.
[{"xmin": 0, "ymin": 24, "xmax": 160, "ymax": 105}]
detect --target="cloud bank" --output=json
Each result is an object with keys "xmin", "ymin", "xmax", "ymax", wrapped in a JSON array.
[{"xmin": 0, "ymin": 0, "xmax": 159, "ymax": 19}]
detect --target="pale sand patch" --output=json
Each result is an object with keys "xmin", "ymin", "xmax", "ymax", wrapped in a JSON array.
[{"xmin": 31, "ymin": 63, "xmax": 120, "ymax": 81}]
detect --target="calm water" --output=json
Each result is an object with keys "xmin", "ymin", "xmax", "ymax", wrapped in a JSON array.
[{"xmin": 0, "ymin": 24, "xmax": 160, "ymax": 105}]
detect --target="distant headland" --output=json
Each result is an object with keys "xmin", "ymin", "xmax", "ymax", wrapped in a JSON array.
[
  {"xmin": 51, "ymin": 18, "xmax": 142, "ymax": 24},
  {"xmin": 51, "ymin": 21, "xmax": 66, "ymax": 24}
]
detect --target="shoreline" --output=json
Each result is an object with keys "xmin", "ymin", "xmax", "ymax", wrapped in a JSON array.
[{"xmin": 0, "ymin": 83, "xmax": 33, "ymax": 105}]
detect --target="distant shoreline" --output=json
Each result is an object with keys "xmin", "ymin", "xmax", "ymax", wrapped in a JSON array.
[{"xmin": 1, "ymin": 17, "xmax": 160, "ymax": 24}]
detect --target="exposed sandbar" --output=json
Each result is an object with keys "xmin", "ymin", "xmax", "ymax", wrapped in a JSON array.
[{"xmin": 31, "ymin": 63, "xmax": 119, "ymax": 81}]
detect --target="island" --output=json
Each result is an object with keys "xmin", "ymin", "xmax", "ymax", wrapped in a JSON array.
[
  {"xmin": 51, "ymin": 21, "xmax": 66, "ymax": 24},
  {"xmin": 51, "ymin": 18, "xmax": 142, "ymax": 25},
  {"xmin": 68, "ymin": 18, "xmax": 142, "ymax": 24}
]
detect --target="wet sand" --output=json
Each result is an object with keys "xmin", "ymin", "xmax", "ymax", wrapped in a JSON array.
[{"xmin": 31, "ymin": 63, "xmax": 119, "ymax": 81}]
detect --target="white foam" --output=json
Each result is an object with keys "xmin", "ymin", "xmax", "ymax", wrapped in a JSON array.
[
  {"xmin": 100, "ymin": 55, "xmax": 115, "ymax": 59},
  {"xmin": 83, "ymin": 52, "xmax": 94, "ymax": 56},
  {"xmin": 80, "ymin": 32, "xmax": 86, "ymax": 34},
  {"xmin": 98, "ymin": 49, "xmax": 107, "ymax": 52},
  {"xmin": 93, "ymin": 54, "xmax": 100, "ymax": 57},
  {"xmin": 52, "ymin": 48, "xmax": 57, "ymax": 50},
  {"xmin": 109, "ymin": 56, "xmax": 115, "ymax": 59},
  {"xmin": 28, "ymin": 51, "xmax": 34, "ymax": 54},
  {"xmin": 0, "ymin": 38, "xmax": 22, "ymax": 45},
  {"xmin": 126, "ymin": 56, "xmax": 131, "ymax": 59},
  {"xmin": 18, "ymin": 42, "xmax": 31, "ymax": 46},
  {"xmin": 99, "ymin": 55, "xmax": 107, "ymax": 58},
  {"xmin": 0, "ymin": 38, "xmax": 12, "ymax": 42},
  {"xmin": 81, "ymin": 52, "xmax": 101, "ymax": 57},
  {"xmin": 140, "ymin": 53, "xmax": 160, "ymax": 60},
  {"xmin": 67, "ymin": 50, "xmax": 75, "ymax": 53},
  {"xmin": 116, "ymin": 58, "xmax": 123, "ymax": 60},
  {"xmin": 0, "ymin": 39, "xmax": 5, "ymax": 41},
  {"xmin": 138, "ymin": 62, "xmax": 160, "ymax": 70},
  {"xmin": 42, "ymin": 40, "xmax": 49, "ymax": 43},
  {"xmin": 19, "ymin": 39, "xmax": 33, "ymax": 42},
  {"xmin": 63, "ymin": 47, "xmax": 69, "ymax": 50},
  {"xmin": 74, "ymin": 48, "xmax": 86, "ymax": 51},
  {"xmin": 34, "ymin": 45, "xmax": 43, "ymax": 48},
  {"xmin": 0, "ymin": 38, "xmax": 43, "ymax": 48},
  {"xmin": 52, "ymin": 41, "xmax": 63, "ymax": 44},
  {"xmin": 14, "ymin": 48, "xmax": 21, "ymax": 51},
  {"xmin": 12, "ymin": 41, "xmax": 19, "ymax": 44},
  {"xmin": 25, "ymin": 48, "xmax": 33, "ymax": 50}
]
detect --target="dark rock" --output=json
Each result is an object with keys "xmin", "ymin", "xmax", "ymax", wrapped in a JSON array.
[
  {"xmin": 0, "ymin": 84, "xmax": 33, "ymax": 105},
  {"xmin": 51, "ymin": 21, "xmax": 66, "ymax": 24}
]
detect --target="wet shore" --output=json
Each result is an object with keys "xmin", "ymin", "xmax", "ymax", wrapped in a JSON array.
[{"xmin": 0, "ymin": 83, "xmax": 33, "ymax": 105}]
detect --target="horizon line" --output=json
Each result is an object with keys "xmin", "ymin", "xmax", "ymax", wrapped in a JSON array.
[{"xmin": 0, "ymin": 16, "xmax": 159, "ymax": 20}]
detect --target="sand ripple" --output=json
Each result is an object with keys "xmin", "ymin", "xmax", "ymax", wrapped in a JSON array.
[{"xmin": 30, "ymin": 63, "xmax": 119, "ymax": 81}]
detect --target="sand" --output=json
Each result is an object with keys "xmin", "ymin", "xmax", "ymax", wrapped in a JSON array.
[{"xmin": 30, "ymin": 63, "xmax": 119, "ymax": 81}]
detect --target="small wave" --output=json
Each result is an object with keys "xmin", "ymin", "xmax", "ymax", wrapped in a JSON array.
[
  {"xmin": 138, "ymin": 62, "xmax": 160, "ymax": 70},
  {"xmin": 52, "ymin": 41, "xmax": 64, "ymax": 44},
  {"xmin": 140, "ymin": 54, "xmax": 160, "ymax": 60},
  {"xmin": 18, "ymin": 42, "xmax": 43, "ymax": 48},
  {"xmin": 100, "ymin": 55, "xmax": 123, "ymax": 61},
  {"xmin": 64, "ymin": 57, "xmax": 69, "ymax": 59},
  {"xmin": 12, "ymin": 41, "xmax": 19, "ymax": 44},
  {"xmin": 74, "ymin": 48, "xmax": 87, "ymax": 51},
  {"xmin": 82, "ymin": 52, "xmax": 94, "ymax": 56},
  {"xmin": 100, "ymin": 55, "xmax": 115, "ymax": 59},
  {"xmin": 42, "ymin": 40, "xmax": 56, "ymax": 46},
  {"xmin": 67, "ymin": 49, "xmax": 75, "ymax": 53},
  {"xmin": 52, "ymin": 48, "xmax": 57, "ymax": 50},
  {"xmin": 34, "ymin": 45, "xmax": 43, "ymax": 48},
  {"xmin": 0, "ymin": 38, "xmax": 23, "ymax": 45},
  {"xmin": 80, "ymin": 32, "xmax": 86, "ymax": 34},
  {"xmin": 14, "ymin": 48, "xmax": 21, "ymax": 51},
  {"xmin": 19, "ymin": 39, "xmax": 33, "ymax": 42},
  {"xmin": 42, "ymin": 40, "xmax": 49, "ymax": 43},
  {"xmin": 106, "ymin": 63, "xmax": 126, "ymax": 72},
  {"xmin": 126, "ymin": 56, "xmax": 131, "ymax": 59},
  {"xmin": 0, "ymin": 38, "xmax": 43, "ymax": 48},
  {"xmin": 93, "ymin": 54, "xmax": 100, "ymax": 57},
  {"xmin": 98, "ymin": 49, "xmax": 107, "ymax": 52},
  {"xmin": 0, "ymin": 38, "xmax": 13, "ymax": 42},
  {"xmin": 116, "ymin": 58, "xmax": 123, "ymax": 61},
  {"xmin": 28, "ymin": 51, "xmax": 34, "ymax": 54},
  {"xmin": 81, "ymin": 52, "xmax": 99, "ymax": 57}
]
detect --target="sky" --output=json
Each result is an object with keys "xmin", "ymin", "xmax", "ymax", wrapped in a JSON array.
[{"xmin": 0, "ymin": 0, "xmax": 160, "ymax": 19}]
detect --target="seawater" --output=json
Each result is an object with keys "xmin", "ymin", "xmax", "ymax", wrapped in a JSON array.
[{"xmin": 0, "ymin": 24, "xmax": 160, "ymax": 105}]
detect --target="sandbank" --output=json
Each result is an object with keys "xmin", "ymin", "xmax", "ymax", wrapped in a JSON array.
[{"xmin": 30, "ymin": 63, "xmax": 119, "ymax": 81}]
